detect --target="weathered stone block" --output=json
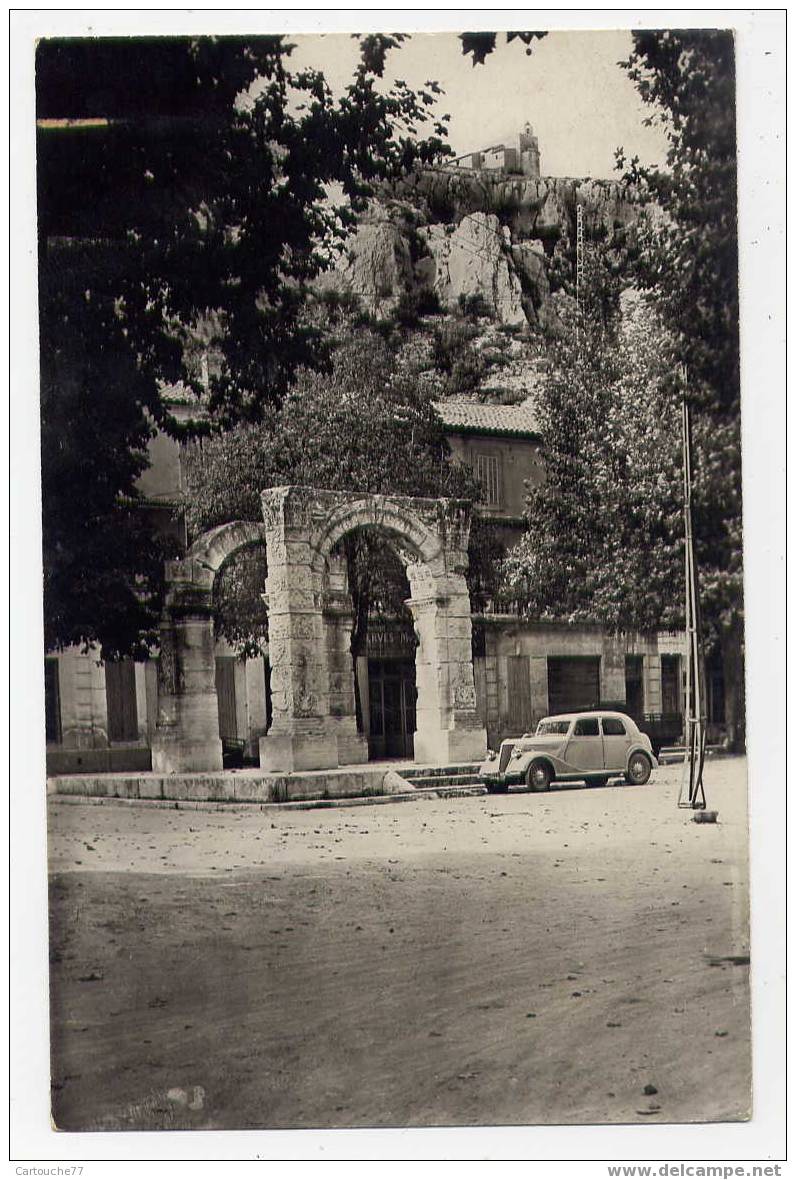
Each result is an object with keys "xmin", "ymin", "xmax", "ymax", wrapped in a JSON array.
[
  {"xmin": 151, "ymin": 737, "xmax": 223, "ymax": 774},
  {"xmin": 259, "ymin": 732, "xmax": 339, "ymax": 772}
]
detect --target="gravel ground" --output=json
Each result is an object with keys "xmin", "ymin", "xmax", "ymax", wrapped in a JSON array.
[{"xmin": 48, "ymin": 756, "xmax": 750, "ymax": 1132}]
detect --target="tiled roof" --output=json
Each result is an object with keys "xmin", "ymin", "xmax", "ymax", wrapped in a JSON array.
[{"xmin": 434, "ymin": 400, "xmax": 541, "ymax": 438}]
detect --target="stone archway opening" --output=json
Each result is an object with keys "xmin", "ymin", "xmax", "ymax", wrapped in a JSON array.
[
  {"xmin": 152, "ymin": 490, "xmax": 487, "ymax": 775},
  {"xmin": 326, "ymin": 528, "xmax": 417, "ymax": 761},
  {"xmin": 151, "ymin": 521, "xmax": 268, "ymax": 774},
  {"xmin": 259, "ymin": 487, "xmax": 487, "ymax": 772},
  {"xmin": 211, "ymin": 542, "xmax": 270, "ymax": 761}
]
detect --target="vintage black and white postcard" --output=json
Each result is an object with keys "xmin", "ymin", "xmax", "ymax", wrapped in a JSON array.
[{"xmin": 10, "ymin": 7, "xmax": 785, "ymax": 1168}]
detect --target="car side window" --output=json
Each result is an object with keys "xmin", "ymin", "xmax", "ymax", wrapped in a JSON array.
[
  {"xmin": 573, "ymin": 717, "xmax": 599, "ymax": 736},
  {"xmin": 602, "ymin": 717, "xmax": 627, "ymax": 736}
]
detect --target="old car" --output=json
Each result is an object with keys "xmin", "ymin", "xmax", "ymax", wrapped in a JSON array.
[{"xmin": 479, "ymin": 710, "xmax": 657, "ymax": 794}]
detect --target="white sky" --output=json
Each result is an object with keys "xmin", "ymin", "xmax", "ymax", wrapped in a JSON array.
[{"xmin": 286, "ymin": 30, "xmax": 671, "ymax": 180}]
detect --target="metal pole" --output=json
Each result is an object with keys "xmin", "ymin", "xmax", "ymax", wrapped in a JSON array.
[
  {"xmin": 678, "ymin": 384, "xmax": 706, "ymax": 809},
  {"xmin": 576, "ymin": 203, "xmax": 583, "ymax": 350}
]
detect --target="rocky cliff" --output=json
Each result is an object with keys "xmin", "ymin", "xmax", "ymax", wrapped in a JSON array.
[
  {"xmin": 390, "ymin": 167, "xmax": 639, "ymax": 247},
  {"xmin": 315, "ymin": 165, "xmax": 645, "ymax": 405},
  {"xmin": 321, "ymin": 166, "xmax": 642, "ymax": 334}
]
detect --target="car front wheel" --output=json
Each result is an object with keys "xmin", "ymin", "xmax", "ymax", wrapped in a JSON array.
[
  {"xmin": 526, "ymin": 760, "xmax": 552, "ymax": 792},
  {"xmin": 625, "ymin": 752, "xmax": 652, "ymax": 785}
]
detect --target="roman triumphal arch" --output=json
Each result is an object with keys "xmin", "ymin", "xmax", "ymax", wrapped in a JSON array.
[{"xmin": 151, "ymin": 487, "xmax": 487, "ymax": 774}]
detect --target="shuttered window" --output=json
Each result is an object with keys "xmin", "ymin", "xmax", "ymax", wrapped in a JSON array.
[
  {"xmin": 105, "ymin": 659, "xmax": 138, "ymax": 742},
  {"xmin": 474, "ymin": 453, "xmax": 502, "ymax": 507}
]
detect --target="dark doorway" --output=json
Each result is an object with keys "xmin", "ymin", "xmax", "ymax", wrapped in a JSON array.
[
  {"xmin": 44, "ymin": 657, "xmax": 62, "ymax": 744},
  {"xmin": 105, "ymin": 658, "xmax": 138, "ymax": 742},
  {"xmin": 507, "ymin": 654, "xmax": 532, "ymax": 734},
  {"xmin": 367, "ymin": 657, "xmax": 416, "ymax": 759},
  {"xmin": 547, "ymin": 656, "xmax": 601, "ymax": 715},
  {"xmin": 661, "ymin": 655, "xmax": 681, "ymax": 715},
  {"xmin": 706, "ymin": 652, "xmax": 725, "ymax": 725},
  {"xmin": 625, "ymin": 655, "xmax": 644, "ymax": 715},
  {"xmin": 215, "ymin": 656, "xmax": 238, "ymax": 740}
]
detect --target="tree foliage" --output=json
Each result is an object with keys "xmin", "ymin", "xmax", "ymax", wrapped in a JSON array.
[
  {"xmin": 37, "ymin": 35, "xmax": 452, "ymax": 656},
  {"xmin": 39, "ymin": 35, "xmax": 452, "ymax": 430},
  {"xmin": 183, "ymin": 327, "xmax": 485, "ymax": 655},
  {"xmin": 459, "ymin": 31, "xmax": 547, "ymax": 67},
  {"xmin": 466, "ymin": 27, "xmax": 744, "ymax": 743},
  {"xmin": 618, "ymin": 30, "xmax": 744, "ymax": 745},
  {"xmin": 39, "ymin": 241, "xmax": 179, "ymax": 660},
  {"xmin": 499, "ymin": 257, "xmax": 683, "ymax": 630}
]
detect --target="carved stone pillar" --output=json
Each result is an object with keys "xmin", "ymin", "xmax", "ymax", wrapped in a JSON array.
[
  {"xmin": 151, "ymin": 559, "xmax": 223, "ymax": 773},
  {"xmin": 259, "ymin": 488, "xmax": 338, "ymax": 771},
  {"xmin": 407, "ymin": 561, "xmax": 487, "ymax": 767},
  {"xmin": 323, "ymin": 555, "xmax": 368, "ymax": 766}
]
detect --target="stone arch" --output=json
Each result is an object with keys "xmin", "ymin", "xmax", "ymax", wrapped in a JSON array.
[
  {"xmin": 259, "ymin": 487, "xmax": 486, "ymax": 772},
  {"xmin": 309, "ymin": 495, "xmax": 443, "ymax": 574},
  {"xmin": 151, "ymin": 520, "xmax": 268, "ymax": 774},
  {"xmin": 185, "ymin": 520, "xmax": 268, "ymax": 572}
]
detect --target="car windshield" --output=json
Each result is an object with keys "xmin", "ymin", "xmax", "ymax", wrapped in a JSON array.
[{"xmin": 536, "ymin": 719, "xmax": 571, "ymax": 736}]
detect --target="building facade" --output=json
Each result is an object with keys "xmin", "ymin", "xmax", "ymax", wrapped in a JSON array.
[
  {"xmin": 44, "ymin": 397, "xmax": 715, "ymax": 773},
  {"xmin": 435, "ymin": 400, "xmax": 544, "ymax": 549}
]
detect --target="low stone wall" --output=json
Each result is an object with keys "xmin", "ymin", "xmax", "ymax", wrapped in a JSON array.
[
  {"xmin": 46, "ymin": 765, "xmax": 416, "ymax": 805},
  {"xmin": 46, "ymin": 746, "xmax": 152, "ymax": 776}
]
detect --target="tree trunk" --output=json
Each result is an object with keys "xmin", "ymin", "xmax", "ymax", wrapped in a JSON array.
[{"xmin": 720, "ymin": 612, "xmax": 746, "ymax": 753}]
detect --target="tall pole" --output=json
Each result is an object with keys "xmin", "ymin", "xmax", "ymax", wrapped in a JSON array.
[{"xmin": 678, "ymin": 379, "xmax": 707, "ymax": 809}]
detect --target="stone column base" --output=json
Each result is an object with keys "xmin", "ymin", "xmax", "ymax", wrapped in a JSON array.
[
  {"xmin": 151, "ymin": 737, "xmax": 224, "ymax": 774},
  {"xmin": 413, "ymin": 725, "xmax": 487, "ymax": 767},
  {"xmin": 259, "ymin": 732, "xmax": 339, "ymax": 772},
  {"xmin": 336, "ymin": 733, "xmax": 369, "ymax": 766}
]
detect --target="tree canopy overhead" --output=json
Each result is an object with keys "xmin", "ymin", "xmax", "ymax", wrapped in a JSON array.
[
  {"xmin": 618, "ymin": 30, "xmax": 743, "ymax": 746},
  {"xmin": 38, "ymin": 34, "xmax": 452, "ymax": 657},
  {"xmin": 38, "ymin": 34, "xmax": 452, "ymax": 431},
  {"xmin": 618, "ymin": 29, "xmax": 739, "ymax": 419}
]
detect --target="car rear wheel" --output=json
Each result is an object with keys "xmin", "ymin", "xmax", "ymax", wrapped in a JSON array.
[
  {"xmin": 588, "ymin": 775, "xmax": 609, "ymax": 788},
  {"xmin": 625, "ymin": 752, "xmax": 652, "ymax": 785},
  {"xmin": 526, "ymin": 760, "xmax": 552, "ymax": 792}
]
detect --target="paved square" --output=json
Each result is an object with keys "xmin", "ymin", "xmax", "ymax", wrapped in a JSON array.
[{"xmin": 48, "ymin": 758, "xmax": 750, "ymax": 1130}]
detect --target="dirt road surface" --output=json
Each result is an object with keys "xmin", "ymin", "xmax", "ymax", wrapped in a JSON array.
[{"xmin": 48, "ymin": 757, "xmax": 750, "ymax": 1131}]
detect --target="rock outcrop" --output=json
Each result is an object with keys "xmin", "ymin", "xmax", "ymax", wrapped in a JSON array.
[
  {"xmin": 317, "ymin": 166, "xmax": 643, "ymax": 337},
  {"xmin": 389, "ymin": 168, "xmax": 639, "ymax": 245},
  {"xmin": 317, "ymin": 211, "xmax": 415, "ymax": 316},
  {"xmin": 420, "ymin": 213, "xmax": 526, "ymax": 327}
]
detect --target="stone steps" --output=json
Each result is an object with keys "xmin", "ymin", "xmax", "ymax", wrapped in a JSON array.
[
  {"xmin": 403, "ymin": 772, "xmax": 484, "ymax": 790},
  {"xmin": 401, "ymin": 762, "xmax": 480, "ymax": 779},
  {"xmin": 400, "ymin": 763, "xmax": 483, "ymax": 790},
  {"xmin": 49, "ymin": 782, "xmax": 487, "ymax": 813},
  {"xmin": 658, "ymin": 746, "xmax": 726, "ymax": 765}
]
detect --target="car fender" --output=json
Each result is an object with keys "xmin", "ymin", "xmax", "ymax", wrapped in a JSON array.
[
  {"xmin": 625, "ymin": 742, "xmax": 659, "ymax": 771},
  {"xmin": 511, "ymin": 749, "xmax": 568, "ymax": 778}
]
